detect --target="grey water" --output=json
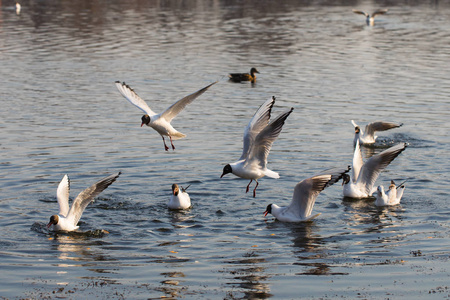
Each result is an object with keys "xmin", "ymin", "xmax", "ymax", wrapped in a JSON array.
[{"xmin": 1, "ymin": 0, "xmax": 449, "ymax": 298}]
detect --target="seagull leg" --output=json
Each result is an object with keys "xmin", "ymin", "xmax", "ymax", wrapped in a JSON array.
[
  {"xmin": 253, "ymin": 180, "xmax": 259, "ymax": 198},
  {"xmin": 162, "ymin": 136, "xmax": 169, "ymax": 151},
  {"xmin": 246, "ymin": 180, "xmax": 253, "ymax": 193},
  {"xmin": 169, "ymin": 136, "xmax": 176, "ymax": 150}
]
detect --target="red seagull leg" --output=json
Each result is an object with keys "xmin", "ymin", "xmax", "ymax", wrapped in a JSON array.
[
  {"xmin": 246, "ymin": 179, "xmax": 253, "ymax": 193},
  {"xmin": 169, "ymin": 136, "xmax": 176, "ymax": 150},
  {"xmin": 162, "ymin": 136, "xmax": 169, "ymax": 151},
  {"xmin": 253, "ymin": 180, "xmax": 259, "ymax": 198}
]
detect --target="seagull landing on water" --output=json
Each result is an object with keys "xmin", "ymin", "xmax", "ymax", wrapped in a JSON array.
[
  {"xmin": 342, "ymin": 140, "xmax": 407, "ymax": 199},
  {"xmin": 115, "ymin": 81, "xmax": 217, "ymax": 151},
  {"xmin": 352, "ymin": 120, "xmax": 403, "ymax": 146},
  {"xmin": 221, "ymin": 96, "xmax": 293, "ymax": 198},
  {"xmin": 168, "ymin": 183, "xmax": 191, "ymax": 210},
  {"xmin": 47, "ymin": 172, "xmax": 121, "ymax": 232},
  {"xmin": 375, "ymin": 180, "xmax": 406, "ymax": 206},
  {"xmin": 264, "ymin": 167, "xmax": 350, "ymax": 222},
  {"xmin": 352, "ymin": 9, "xmax": 388, "ymax": 26}
]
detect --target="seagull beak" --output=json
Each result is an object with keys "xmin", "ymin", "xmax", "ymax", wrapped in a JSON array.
[
  {"xmin": 140, "ymin": 122, "xmax": 145, "ymax": 127},
  {"xmin": 263, "ymin": 210, "xmax": 269, "ymax": 217},
  {"xmin": 220, "ymin": 173, "xmax": 225, "ymax": 178},
  {"xmin": 47, "ymin": 222, "xmax": 52, "ymax": 229}
]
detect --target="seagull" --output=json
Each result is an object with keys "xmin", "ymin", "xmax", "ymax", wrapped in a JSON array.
[
  {"xmin": 229, "ymin": 68, "xmax": 259, "ymax": 83},
  {"xmin": 221, "ymin": 96, "xmax": 293, "ymax": 197},
  {"xmin": 47, "ymin": 172, "xmax": 121, "ymax": 231},
  {"xmin": 115, "ymin": 81, "xmax": 217, "ymax": 151},
  {"xmin": 351, "ymin": 120, "xmax": 403, "ymax": 146},
  {"xmin": 342, "ymin": 140, "xmax": 407, "ymax": 199},
  {"xmin": 352, "ymin": 9, "xmax": 388, "ymax": 26},
  {"xmin": 375, "ymin": 180, "xmax": 406, "ymax": 206},
  {"xmin": 264, "ymin": 167, "xmax": 350, "ymax": 222},
  {"xmin": 168, "ymin": 183, "xmax": 191, "ymax": 210}
]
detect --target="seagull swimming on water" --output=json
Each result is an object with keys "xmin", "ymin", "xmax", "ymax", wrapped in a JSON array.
[
  {"xmin": 375, "ymin": 180, "xmax": 406, "ymax": 206},
  {"xmin": 221, "ymin": 96, "xmax": 293, "ymax": 197},
  {"xmin": 352, "ymin": 9, "xmax": 388, "ymax": 26},
  {"xmin": 115, "ymin": 81, "xmax": 217, "ymax": 151},
  {"xmin": 47, "ymin": 172, "xmax": 121, "ymax": 231},
  {"xmin": 342, "ymin": 140, "xmax": 407, "ymax": 199},
  {"xmin": 264, "ymin": 167, "xmax": 350, "ymax": 222},
  {"xmin": 168, "ymin": 183, "xmax": 191, "ymax": 210},
  {"xmin": 352, "ymin": 120, "xmax": 403, "ymax": 146}
]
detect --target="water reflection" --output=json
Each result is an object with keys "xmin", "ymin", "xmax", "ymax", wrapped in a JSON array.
[{"xmin": 223, "ymin": 251, "xmax": 272, "ymax": 299}]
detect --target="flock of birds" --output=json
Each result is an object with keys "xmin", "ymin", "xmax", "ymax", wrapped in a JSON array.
[
  {"xmin": 45, "ymin": 8, "xmax": 403, "ymax": 230},
  {"xmin": 46, "ymin": 69, "xmax": 407, "ymax": 230}
]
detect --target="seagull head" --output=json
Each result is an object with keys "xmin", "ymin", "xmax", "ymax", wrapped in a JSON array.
[
  {"xmin": 220, "ymin": 164, "xmax": 232, "ymax": 178},
  {"xmin": 141, "ymin": 115, "xmax": 151, "ymax": 127},
  {"xmin": 47, "ymin": 215, "xmax": 59, "ymax": 228},
  {"xmin": 263, "ymin": 204, "xmax": 273, "ymax": 217},
  {"xmin": 354, "ymin": 126, "xmax": 360, "ymax": 134},
  {"xmin": 172, "ymin": 183, "xmax": 180, "ymax": 196},
  {"xmin": 342, "ymin": 173, "xmax": 350, "ymax": 185},
  {"xmin": 389, "ymin": 180, "xmax": 396, "ymax": 190},
  {"xmin": 377, "ymin": 185, "xmax": 384, "ymax": 195}
]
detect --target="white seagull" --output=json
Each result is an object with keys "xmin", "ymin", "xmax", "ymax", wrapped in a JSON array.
[
  {"xmin": 115, "ymin": 81, "xmax": 217, "ymax": 151},
  {"xmin": 264, "ymin": 167, "xmax": 350, "ymax": 222},
  {"xmin": 342, "ymin": 141, "xmax": 407, "ymax": 199},
  {"xmin": 375, "ymin": 180, "xmax": 406, "ymax": 206},
  {"xmin": 352, "ymin": 9, "xmax": 388, "ymax": 26},
  {"xmin": 47, "ymin": 172, "xmax": 121, "ymax": 231},
  {"xmin": 168, "ymin": 183, "xmax": 191, "ymax": 210},
  {"xmin": 352, "ymin": 120, "xmax": 403, "ymax": 146},
  {"xmin": 221, "ymin": 96, "xmax": 293, "ymax": 197}
]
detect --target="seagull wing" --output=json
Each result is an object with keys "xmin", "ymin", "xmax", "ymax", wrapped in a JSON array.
[
  {"xmin": 372, "ymin": 9, "xmax": 388, "ymax": 17},
  {"xmin": 288, "ymin": 167, "xmax": 349, "ymax": 220},
  {"xmin": 352, "ymin": 9, "xmax": 368, "ymax": 16},
  {"xmin": 161, "ymin": 81, "xmax": 217, "ymax": 123},
  {"xmin": 357, "ymin": 143, "xmax": 407, "ymax": 195},
  {"xmin": 248, "ymin": 107, "xmax": 293, "ymax": 168},
  {"xmin": 352, "ymin": 140, "xmax": 364, "ymax": 183},
  {"xmin": 115, "ymin": 81, "xmax": 157, "ymax": 116},
  {"xmin": 239, "ymin": 97, "xmax": 275, "ymax": 160},
  {"xmin": 365, "ymin": 121, "xmax": 403, "ymax": 139},
  {"xmin": 66, "ymin": 172, "xmax": 121, "ymax": 227},
  {"xmin": 56, "ymin": 174, "xmax": 70, "ymax": 217},
  {"xmin": 351, "ymin": 120, "xmax": 358, "ymax": 128}
]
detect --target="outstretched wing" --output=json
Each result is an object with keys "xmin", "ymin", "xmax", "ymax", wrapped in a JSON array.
[
  {"xmin": 248, "ymin": 107, "xmax": 294, "ymax": 168},
  {"xmin": 56, "ymin": 174, "xmax": 70, "ymax": 217},
  {"xmin": 161, "ymin": 81, "xmax": 217, "ymax": 123},
  {"xmin": 66, "ymin": 172, "xmax": 121, "ymax": 227},
  {"xmin": 240, "ymin": 97, "xmax": 275, "ymax": 160},
  {"xmin": 372, "ymin": 9, "xmax": 388, "ymax": 17},
  {"xmin": 352, "ymin": 9, "xmax": 368, "ymax": 16},
  {"xmin": 365, "ymin": 121, "xmax": 403, "ymax": 139},
  {"xmin": 115, "ymin": 81, "xmax": 157, "ymax": 116},
  {"xmin": 288, "ymin": 167, "xmax": 350, "ymax": 219},
  {"xmin": 352, "ymin": 140, "xmax": 364, "ymax": 183},
  {"xmin": 357, "ymin": 143, "xmax": 407, "ymax": 195}
]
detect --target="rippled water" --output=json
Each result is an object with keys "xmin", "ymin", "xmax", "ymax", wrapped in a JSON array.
[{"xmin": 1, "ymin": 0, "xmax": 449, "ymax": 298}]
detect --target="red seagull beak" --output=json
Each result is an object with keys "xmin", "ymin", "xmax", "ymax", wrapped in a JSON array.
[
  {"xmin": 47, "ymin": 222, "xmax": 52, "ymax": 228},
  {"xmin": 263, "ymin": 210, "xmax": 269, "ymax": 217},
  {"xmin": 140, "ymin": 122, "xmax": 145, "ymax": 127}
]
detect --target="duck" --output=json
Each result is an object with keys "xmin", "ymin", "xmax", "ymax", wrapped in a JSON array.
[
  {"xmin": 352, "ymin": 120, "xmax": 403, "ymax": 146},
  {"xmin": 264, "ymin": 167, "xmax": 350, "ymax": 222},
  {"xmin": 47, "ymin": 172, "xmax": 121, "ymax": 231},
  {"xmin": 115, "ymin": 81, "xmax": 217, "ymax": 151},
  {"xmin": 375, "ymin": 180, "xmax": 406, "ymax": 206},
  {"xmin": 342, "ymin": 140, "xmax": 407, "ymax": 199},
  {"xmin": 221, "ymin": 96, "xmax": 293, "ymax": 197},
  {"xmin": 229, "ymin": 68, "xmax": 259, "ymax": 83},
  {"xmin": 352, "ymin": 9, "xmax": 388, "ymax": 26},
  {"xmin": 168, "ymin": 183, "xmax": 191, "ymax": 210}
]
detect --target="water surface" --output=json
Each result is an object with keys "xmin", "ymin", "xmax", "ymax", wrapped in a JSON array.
[{"xmin": 1, "ymin": 0, "xmax": 449, "ymax": 298}]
